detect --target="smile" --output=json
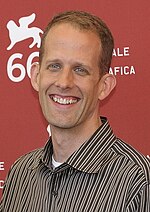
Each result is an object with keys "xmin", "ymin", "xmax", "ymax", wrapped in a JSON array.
[{"xmin": 50, "ymin": 95, "xmax": 79, "ymax": 105}]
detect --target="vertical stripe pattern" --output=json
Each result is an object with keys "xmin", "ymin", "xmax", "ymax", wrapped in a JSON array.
[{"xmin": 0, "ymin": 117, "xmax": 150, "ymax": 211}]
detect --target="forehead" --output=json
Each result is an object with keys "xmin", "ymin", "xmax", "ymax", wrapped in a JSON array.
[{"xmin": 44, "ymin": 23, "xmax": 101, "ymax": 55}]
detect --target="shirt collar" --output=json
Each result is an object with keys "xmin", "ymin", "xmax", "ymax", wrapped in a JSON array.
[
  {"xmin": 66, "ymin": 117, "xmax": 116, "ymax": 173},
  {"xmin": 31, "ymin": 117, "xmax": 116, "ymax": 173}
]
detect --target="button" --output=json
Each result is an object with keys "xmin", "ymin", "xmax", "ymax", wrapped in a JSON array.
[{"xmin": 52, "ymin": 190, "xmax": 58, "ymax": 197}]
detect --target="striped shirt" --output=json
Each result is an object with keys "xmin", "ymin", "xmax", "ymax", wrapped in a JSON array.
[{"xmin": 0, "ymin": 117, "xmax": 150, "ymax": 211}]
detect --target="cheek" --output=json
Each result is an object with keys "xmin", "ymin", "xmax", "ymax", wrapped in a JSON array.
[
  {"xmin": 87, "ymin": 83, "xmax": 101, "ymax": 103},
  {"xmin": 79, "ymin": 83, "xmax": 96, "ymax": 100},
  {"xmin": 38, "ymin": 74, "xmax": 52, "ymax": 91},
  {"xmin": 86, "ymin": 80, "xmax": 99, "ymax": 92},
  {"xmin": 38, "ymin": 81, "xmax": 48, "ymax": 105}
]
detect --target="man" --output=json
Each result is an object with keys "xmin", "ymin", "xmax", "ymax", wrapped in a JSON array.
[{"xmin": 0, "ymin": 11, "xmax": 150, "ymax": 211}]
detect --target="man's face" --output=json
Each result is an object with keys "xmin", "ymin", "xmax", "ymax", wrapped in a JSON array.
[{"xmin": 34, "ymin": 23, "xmax": 105, "ymax": 130}]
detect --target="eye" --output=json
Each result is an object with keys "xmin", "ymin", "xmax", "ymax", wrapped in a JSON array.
[
  {"xmin": 48, "ymin": 63, "xmax": 61, "ymax": 71},
  {"xmin": 74, "ymin": 67, "xmax": 89, "ymax": 76}
]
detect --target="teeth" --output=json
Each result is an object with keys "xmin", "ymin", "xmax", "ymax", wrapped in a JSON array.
[{"xmin": 52, "ymin": 96, "xmax": 77, "ymax": 105}]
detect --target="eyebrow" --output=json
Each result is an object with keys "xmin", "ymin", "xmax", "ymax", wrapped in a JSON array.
[{"xmin": 45, "ymin": 59, "xmax": 91, "ymax": 70}]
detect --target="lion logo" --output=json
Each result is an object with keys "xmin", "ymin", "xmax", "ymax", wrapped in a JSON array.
[{"xmin": 7, "ymin": 13, "xmax": 43, "ymax": 50}]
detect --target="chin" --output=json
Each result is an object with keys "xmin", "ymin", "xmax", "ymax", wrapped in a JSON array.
[{"xmin": 49, "ymin": 120, "xmax": 77, "ymax": 130}]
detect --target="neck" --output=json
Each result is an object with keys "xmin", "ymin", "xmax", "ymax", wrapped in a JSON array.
[{"xmin": 51, "ymin": 118, "xmax": 102, "ymax": 163}]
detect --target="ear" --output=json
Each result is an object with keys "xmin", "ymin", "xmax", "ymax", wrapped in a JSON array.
[
  {"xmin": 30, "ymin": 62, "xmax": 40, "ymax": 92},
  {"xmin": 98, "ymin": 73, "xmax": 116, "ymax": 100}
]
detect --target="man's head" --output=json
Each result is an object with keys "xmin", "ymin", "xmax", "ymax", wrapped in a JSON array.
[
  {"xmin": 39, "ymin": 10, "xmax": 114, "ymax": 74},
  {"xmin": 31, "ymin": 11, "xmax": 116, "ymax": 131}
]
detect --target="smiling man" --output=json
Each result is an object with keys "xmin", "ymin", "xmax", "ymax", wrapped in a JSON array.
[
  {"xmin": 0, "ymin": 11, "xmax": 150, "ymax": 212},
  {"xmin": 31, "ymin": 19, "xmax": 116, "ymax": 163}
]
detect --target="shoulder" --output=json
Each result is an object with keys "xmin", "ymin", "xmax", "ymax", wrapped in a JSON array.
[
  {"xmin": 14, "ymin": 147, "xmax": 43, "ymax": 164},
  {"xmin": 7, "ymin": 147, "xmax": 43, "ymax": 179},
  {"xmin": 112, "ymin": 138, "xmax": 150, "ymax": 183}
]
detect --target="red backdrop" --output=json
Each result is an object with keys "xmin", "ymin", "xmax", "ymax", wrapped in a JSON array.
[{"xmin": 0, "ymin": 0, "xmax": 150, "ymax": 198}]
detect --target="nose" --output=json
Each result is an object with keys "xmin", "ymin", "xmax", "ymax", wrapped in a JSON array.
[{"xmin": 55, "ymin": 68, "xmax": 74, "ymax": 89}]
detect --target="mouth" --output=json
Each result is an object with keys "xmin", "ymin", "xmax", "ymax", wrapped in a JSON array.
[{"xmin": 49, "ymin": 95, "xmax": 80, "ymax": 105}]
